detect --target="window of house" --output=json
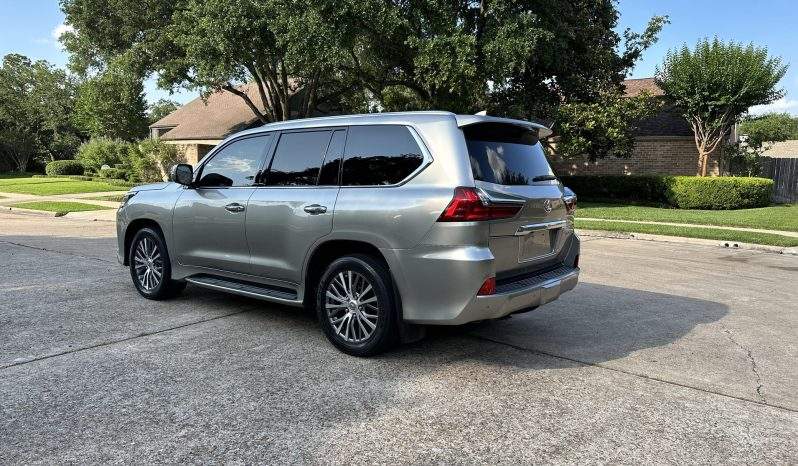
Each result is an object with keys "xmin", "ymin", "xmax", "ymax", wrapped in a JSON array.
[{"xmin": 341, "ymin": 126, "xmax": 424, "ymax": 186}]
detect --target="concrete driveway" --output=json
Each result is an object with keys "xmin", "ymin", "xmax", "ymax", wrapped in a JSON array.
[{"xmin": 1, "ymin": 211, "xmax": 796, "ymax": 463}]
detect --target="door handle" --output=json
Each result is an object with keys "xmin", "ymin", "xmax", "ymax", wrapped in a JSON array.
[
  {"xmin": 303, "ymin": 204, "xmax": 327, "ymax": 215},
  {"xmin": 224, "ymin": 203, "xmax": 246, "ymax": 213}
]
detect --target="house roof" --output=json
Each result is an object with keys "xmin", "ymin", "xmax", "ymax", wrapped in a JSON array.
[
  {"xmin": 622, "ymin": 78, "xmax": 664, "ymax": 97},
  {"xmin": 150, "ymin": 83, "xmax": 266, "ymax": 141},
  {"xmin": 762, "ymin": 140, "xmax": 798, "ymax": 158}
]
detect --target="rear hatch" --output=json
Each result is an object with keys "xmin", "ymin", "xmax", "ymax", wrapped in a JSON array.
[{"xmin": 461, "ymin": 121, "xmax": 570, "ymax": 277}]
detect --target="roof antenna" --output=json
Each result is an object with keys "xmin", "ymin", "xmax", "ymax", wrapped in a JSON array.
[{"xmin": 475, "ymin": 110, "xmax": 487, "ymax": 116}]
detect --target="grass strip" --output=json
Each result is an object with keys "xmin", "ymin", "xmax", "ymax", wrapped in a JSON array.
[
  {"xmin": 11, "ymin": 201, "xmax": 114, "ymax": 216},
  {"xmin": 576, "ymin": 219, "xmax": 798, "ymax": 247},
  {"xmin": 576, "ymin": 202, "xmax": 797, "ymax": 232}
]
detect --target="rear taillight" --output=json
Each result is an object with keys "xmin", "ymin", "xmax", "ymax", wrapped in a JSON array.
[
  {"xmin": 437, "ymin": 187, "xmax": 522, "ymax": 222},
  {"xmin": 477, "ymin": 277, "xmax": 496, "ymax": 296}
]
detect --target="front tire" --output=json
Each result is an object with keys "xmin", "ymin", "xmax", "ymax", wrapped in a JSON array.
[
  {"xmin": 316, "ymin": 254, "xmax": 399, "ymax": 356},
  {"xmin": 129, "ymin": 227, "xmax": 185, "ymax": 300}
]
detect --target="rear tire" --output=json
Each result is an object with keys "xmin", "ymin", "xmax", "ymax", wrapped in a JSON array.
[
  {"xmin": 129, "ymin": 227, "xmax": 185, "ymax": 300},
  {"xmin": 316, "ymin": 254, "xmax": 399, "ymax": 356}
]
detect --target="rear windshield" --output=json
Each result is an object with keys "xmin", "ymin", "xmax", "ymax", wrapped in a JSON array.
[{"xmin": 463, "ymin": 123, "xmax": 554, "ymax": 186}]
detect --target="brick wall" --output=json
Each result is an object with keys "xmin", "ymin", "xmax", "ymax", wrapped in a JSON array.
[
  {"xmin": 549, "ymin": 136, "xmax": 720, "ymax": 176},
  {"xmin": 175, "ymin": 144, "xmax": 215, "ymax": 166}
]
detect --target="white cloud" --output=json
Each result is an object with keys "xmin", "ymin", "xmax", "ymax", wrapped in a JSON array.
[
  {"xmin": 749, "ymin": 97, "xmax": 798, "ymax": 116},
  {"xmin": 48, "ymin": 23, "xmax": 75, "ymax": 49},
  {"xmin": 51, "ymin": 23, "xmax": 74, "ymax": 41}
]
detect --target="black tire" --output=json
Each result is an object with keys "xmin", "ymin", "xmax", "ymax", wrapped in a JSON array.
[
  {"xmin": 316, "ymin": 254, "xmax": 399, "ymax": 356},
  {"xmin": 129, "ymin": 227, "xmax": 185, "ymax": 300}
]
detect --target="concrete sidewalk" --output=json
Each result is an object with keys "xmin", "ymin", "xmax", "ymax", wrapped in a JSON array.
[{"xmin": 579, "ymin": 216, "xmax": 798, "ymax": 238}]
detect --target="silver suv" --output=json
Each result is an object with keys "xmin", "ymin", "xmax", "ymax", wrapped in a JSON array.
[{"xmin": 117, "ymin": 112, "xmax": 580, "ymax": 356}]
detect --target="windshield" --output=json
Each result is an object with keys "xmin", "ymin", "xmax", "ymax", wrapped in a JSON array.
[{"xmin": 463, "ymin": 123, "xmax": 555, "ymax": 186}]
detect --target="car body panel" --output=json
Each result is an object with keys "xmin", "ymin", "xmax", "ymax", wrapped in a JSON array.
[{"xmin": 118, "ymin": 111, "xmax": 580, "ymax": 324}]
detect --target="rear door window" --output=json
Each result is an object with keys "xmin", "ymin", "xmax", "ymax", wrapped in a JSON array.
[
  {"xmin": 265, "ymin": 130, "xmax": 333, "ymax": 186},
  {"xmin": 463, "ymin": 123, "xmax": 554, "ymax": 186},
  {"xmin": 341, "ymin": 125, "xmax": 424, "ymax": 186}
]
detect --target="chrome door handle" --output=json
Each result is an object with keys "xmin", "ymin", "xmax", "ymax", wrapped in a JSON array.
[
  {"xmin": 303, "ymin": 204, "xmax": 327, "ymax": 215},
  {"xmin": 224, "ymin": 203, "xmax": 245, "ymax": 213}
]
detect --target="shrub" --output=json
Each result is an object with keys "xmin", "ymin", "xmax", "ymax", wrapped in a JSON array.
[
  {"xmin": 559, "ymin": 175, "xmax": 669, "ymax": 204},
  {"xmin": 98, "ymin": 167, "xmax": 128, "ymax": 180},
  {"xmin": 665, "ymin": 176, "xmax": 773, "ymax": 209},
  {"xmin": 76, "ymin": 138, "xmax": 131, "ymax": 173},
  {"xmin": 45, "ymin": 160, "xmax": 85, "ymax": 176},
  {"xmin": 560, "ymin": 175, "xmax": 774, "ymax": 210},
  {"xmin": 129, "ymin": 139, "xmax": 186, "ymax": 182}
]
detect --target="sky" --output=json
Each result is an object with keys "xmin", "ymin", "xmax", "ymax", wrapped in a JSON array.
[{"xmin": 1, "ymin": 0, "xmax": 797, "ymax": 114}]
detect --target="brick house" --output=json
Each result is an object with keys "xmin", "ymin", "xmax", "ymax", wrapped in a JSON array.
[
  {"xmin": 149, "ymin": 83, "xmax": 267, "ymax": 165},
  {"xmin": 548, "ymin": 78, "xmax": 719, "ymax": 176},
  {"xmin": 151, "ymin": 78, "xmax": 715, "ymax": 175}
]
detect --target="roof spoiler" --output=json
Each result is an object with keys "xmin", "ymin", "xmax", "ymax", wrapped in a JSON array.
[{"xmin": 455, "ymin": 114, "xmax": 552, "ymax": 139}]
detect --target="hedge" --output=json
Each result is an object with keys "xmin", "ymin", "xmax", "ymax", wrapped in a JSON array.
[
  {"xmin": 45, "ymin": 160, "xmax": 85, "ymax": 176},
  {"xmin": 98, "ymin": 167, "xmax": 128, "ymax": 180},
  {"xmin": 560, "ymin": 175, "xmax": 774, "ymax": 210}
]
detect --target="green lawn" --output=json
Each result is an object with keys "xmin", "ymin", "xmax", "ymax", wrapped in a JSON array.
[
  {"xmin": 86, "ymin": 194, "xmax": 126, "ymax": 202},
  {"xmin": 10, "ymin": 201, "xmax": 113, "ymax": 216},
  {"xmin": 577, "ymin": 202, "xmax": 798, "ymax": 232},
  {"xmin": 0, "ymin": 177, "xmax": 128, "ymax": 195},
  {"xmin": 576, "ymin": 219, "xmax": 798, "ymax": 247}
]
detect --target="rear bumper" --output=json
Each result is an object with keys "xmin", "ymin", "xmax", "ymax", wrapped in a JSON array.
[
  {"xmin": 446, "ymin": 266, "xmax": 579, "ymax": 325},
  {"xmin": 382, "ymin": 233, "xmax": 580, "ymax": 325}
]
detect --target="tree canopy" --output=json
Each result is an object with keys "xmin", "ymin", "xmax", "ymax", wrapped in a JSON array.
[
  {"xmin": 74, "ymin": 61, "xmax": 149, "ymax": 141},
  {"xmin": 739, "ymin": 113, "xmax": 798, "ymax": 149},
  {"xmin": 61, "ymin": 0, "xmax": 667, "ymax": 158},
  {"xmin": 656, "ymin": 38, "xmax": 787, "ymax": 176},
  {"xmin": 0, "ymin": 54, "xmax": 82, "ymax": 172}
]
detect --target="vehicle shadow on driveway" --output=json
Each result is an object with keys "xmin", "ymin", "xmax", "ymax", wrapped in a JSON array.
[{"xmin": 392, "ymin": 282, "xmax": 729, "ymax": 367}]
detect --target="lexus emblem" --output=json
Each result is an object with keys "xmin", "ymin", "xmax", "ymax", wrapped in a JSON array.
[{"xmin": 543, "ymin": 199, "xmax": 553, "ymax": 213}]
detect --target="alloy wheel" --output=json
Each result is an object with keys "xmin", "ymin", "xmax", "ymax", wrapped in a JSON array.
[
  {"xmin": 325, "ymin": 270, "xmax": 379, "ymax": 343},
  {"xmin": 133, "ymin": 236, "xmax": 163, "ymax": 291}
]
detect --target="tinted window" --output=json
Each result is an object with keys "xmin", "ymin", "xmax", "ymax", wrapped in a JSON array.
[
  {"xmin": 319, "ymin": 130, "xmax": 346, "ymax": 186},
  {"xmin": 464, "ymin": 123, "xmax": 554, "ymax": 186},
  {"xmin": 266, "ymin": 130, "xmax": 332, "ymax": 186},
  {"xmin": 198, "ymin": 135, "xmax": 270, "ymax": 187},
  {"xmin": 341, "ymin": 126, "xmax": 424, "ymax": 186}
]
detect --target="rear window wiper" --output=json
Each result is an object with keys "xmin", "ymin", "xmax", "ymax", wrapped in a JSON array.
[{"xmin": 531, "ymin": 175, "xmax": 558, "ymax": 182}]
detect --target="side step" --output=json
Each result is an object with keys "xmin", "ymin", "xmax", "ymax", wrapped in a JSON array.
[{"xmin": 185, "ymin": 274, "xmax": 302, "ymax": 306}]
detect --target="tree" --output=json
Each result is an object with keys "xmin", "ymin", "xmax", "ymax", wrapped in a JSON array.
[
  {"xmin": 62, "ymin": 0, "xmax": 367, "ymax": 123},
  {"xmin": 552, "ymin": 90, "xmax": 662, "ymax": 160},
  {"xmin": 74, "ymin": 62, "xmax": 149, "ymax": 141},
  {"xmin": 62, "ymin": 0, "xmax": 665, "ymax": 158},
  {"xmin": 739, "ymin": 112, "xmax": 798, "ymax": 149},
  {"xmin": 0, "ymin": 54, "xmax": 81, "ymax": 172},
  {"xmin": 148, "ymin": 99, "xmax": 180, "ymax": 124},
  {"xmin": 656, "ymin": 38, "xmax": 787, "ymax": 176},
  {"xmin": 723, "ymin": 113, "xmax": 798, "ymax": 176}
]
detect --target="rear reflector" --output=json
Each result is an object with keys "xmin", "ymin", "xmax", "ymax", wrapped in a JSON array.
[
  {"xmin": 437, "ymin": 187, "xmax": 522, "ymax": 222},
  {"xmin": 477, "ymin": 277, "xmax": 496, "ymax": 296}
]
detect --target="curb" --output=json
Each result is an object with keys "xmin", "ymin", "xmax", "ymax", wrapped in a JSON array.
[
  {"xmin": 577, "ymin": 229, "xmax": 798, "ymax": 256},
  {"xmin": 4, "ymin": 206, "xmax": 115, "ymax": 222}
]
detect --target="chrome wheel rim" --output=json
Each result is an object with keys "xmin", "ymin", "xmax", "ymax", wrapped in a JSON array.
[
  {"xmin": 133, "ymin": 237, "xmax": 163, "ymax": 291},
  {"xmin": 325, "ymin": 270, "xmax": 379, "ymax": 343}
]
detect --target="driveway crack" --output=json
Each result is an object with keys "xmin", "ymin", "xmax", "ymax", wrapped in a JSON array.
[
  {"xmin": 0, "ymin": 239, "xmax": 114, "ymax": 264},
  {"xmin": 722, "ymin": 326, "xmax": 765, "ymax": 403}
]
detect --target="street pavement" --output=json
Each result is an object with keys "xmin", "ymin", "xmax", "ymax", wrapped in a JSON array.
[{"xmin": 0, "ymin": 211, "xmax": 796, "ymax": 463}]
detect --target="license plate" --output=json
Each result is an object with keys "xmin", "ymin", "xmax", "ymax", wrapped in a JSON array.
[{"xmin": 518, "ymin": 229, "xmax": 558, "ymax": 262}]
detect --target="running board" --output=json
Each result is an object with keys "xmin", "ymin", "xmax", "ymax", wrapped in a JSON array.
[{"xmin": 185, "ymin": 274, "xmax": 302, "ymax": 306}]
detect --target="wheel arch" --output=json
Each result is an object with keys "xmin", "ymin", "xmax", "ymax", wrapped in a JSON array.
[
  {"xmin": 303, "ymin": 239, "xmax": 390, "ymax": 308},
  {"xmin": 122, "ymin": 218, "xmax": 167, "ymax": 266}
]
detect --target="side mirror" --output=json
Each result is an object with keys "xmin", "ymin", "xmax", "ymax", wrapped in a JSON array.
[{"xmin": 170, "ymin": 163, "xmax": 194, "ymax": 186}]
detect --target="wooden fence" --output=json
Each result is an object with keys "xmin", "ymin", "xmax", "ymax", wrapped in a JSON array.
[{"xmin": 761, "ymin": 157, "xmax": 798, "ymax": 203}]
